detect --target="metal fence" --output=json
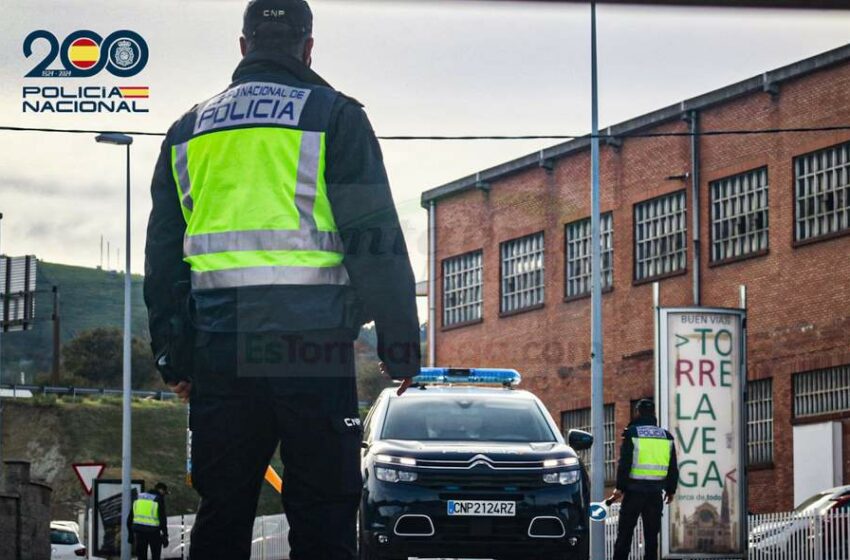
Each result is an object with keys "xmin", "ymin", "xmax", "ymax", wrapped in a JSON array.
[
  {"xmin": 159, "ymin": 508, "xmax": 850, "ymax": 560},
  {"xmin": 163, "ymin": 514, "xmax": 290, "ymax": 560}
]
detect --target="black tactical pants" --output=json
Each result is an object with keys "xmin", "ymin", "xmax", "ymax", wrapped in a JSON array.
[
  {"xmin": 612, "ymin": 490, "xmax": 663, "ymax": 560},
  {"xmin": 188, "ymin": 332, "xmax": 362, "ymax": 560},
  {"xmin": 133, "ymin": 530, "xmax": 162, "ymax": 560}
]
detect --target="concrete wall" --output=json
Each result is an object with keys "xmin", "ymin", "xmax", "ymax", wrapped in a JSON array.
[
  {"xmin": 431, "ymin": 56, "xmax": 850, "ymax": 513},
  {"xmin": 0, "ymin": 461, "xmax": 52, "ymax": 560}
]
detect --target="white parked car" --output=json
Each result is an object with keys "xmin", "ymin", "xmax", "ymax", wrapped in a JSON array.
[
  {"xmin": 749, "ymin": 485, "xmax": 850, "ymax": 555},
  {"xmin": 50, "ymin": 521, "xmax": 86, "ymax": 559}
]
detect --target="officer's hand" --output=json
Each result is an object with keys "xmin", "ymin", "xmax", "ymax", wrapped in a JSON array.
[
  {"xmin": 396, "ymin": 378, "xmax": 413, "ymax": 396},
  {"xmin": 379, "ymin": 362, "xmax": 414, "ymax": 395},
  {"xmin": 607, "ymin": 489, "xmax": 623, "ymax": 505},
  {"xmin": 168, "ymin": 380, "xmax": 192, "ymax": 403},
  {"xmin": 665, "ymin": 491, "xmax": 675, "ymax": 504}
]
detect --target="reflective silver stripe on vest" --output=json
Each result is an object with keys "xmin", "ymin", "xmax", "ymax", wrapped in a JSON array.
[
  {"xmin": 184, "ymin": 229, "xmax": 344, "ymax": 257},
  {"xmin": 174, "ymin": 142, "xmax": 194, "ymax": 211},
  {"xmin": 191, "ymin": 265, "xmax": 350, "ymax": 290},
  {"xmin": 631, "ymin": 472, "xmax": 667, "ymax": 481},
  {"xmin": 295, "ymin": 131, "xmax": 321, "ymax": 229}
]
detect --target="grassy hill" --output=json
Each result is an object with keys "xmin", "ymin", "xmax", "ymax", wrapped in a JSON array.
[
  {"xmin": 1, "ymin": 261, "xmax": 148, "ymax": 382},
  {"xmin": 2, "ymin": 397, "xmax": 286, "ymax": 520}
]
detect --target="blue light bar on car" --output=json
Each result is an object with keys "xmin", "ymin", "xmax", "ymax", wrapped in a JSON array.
[{"xmin": 413, "ymin": 367, "xmax": 522, "ymax": 386}]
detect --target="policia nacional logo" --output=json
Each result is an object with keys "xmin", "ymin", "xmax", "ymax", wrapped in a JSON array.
[{"xmin": 21, "ymin": 29, "xmax": 150, "ymax": 114}]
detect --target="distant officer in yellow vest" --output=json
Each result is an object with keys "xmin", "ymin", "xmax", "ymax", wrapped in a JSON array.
[
  {"xmin": 609, "ymin": 399, "xmax": 678, "ymax": 560},
  {"xmin": 127, "ymin": 482, "xmax": 169, "ymax": 560}
]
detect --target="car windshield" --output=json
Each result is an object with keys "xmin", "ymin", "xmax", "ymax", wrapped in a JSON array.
[
  {"xmin": 381, "ymin": 395, "xmax": 556, "ymax": 442},
  {"xmin": 50, "ymin": 529, "xmax": 79, "ymax": 545}
]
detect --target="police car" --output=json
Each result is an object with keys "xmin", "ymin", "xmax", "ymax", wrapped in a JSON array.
[{"xmin": 359, "ymin": 368, "xmax": 592, "ymax": 560}]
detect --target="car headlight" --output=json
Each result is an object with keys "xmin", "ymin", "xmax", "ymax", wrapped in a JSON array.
[
  {"xmin": 375, "ymin": 467, "xmax": 418, "ymax": 483},
  {"xmin": 543, "ymin": 469, "xmax": 581, "ymax": 485}
]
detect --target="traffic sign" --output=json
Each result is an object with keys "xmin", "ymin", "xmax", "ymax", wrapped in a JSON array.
[
  {"xmin": 72, "ymin": 462, "xmax": 105, "ymax": 495},
  {"xmin": 589, "ymin": 502, "xmax": 608, "ymax": 522}
]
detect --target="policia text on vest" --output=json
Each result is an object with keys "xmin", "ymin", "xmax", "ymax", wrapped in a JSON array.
[{"xmin": 609, "ymin": 404, "xmax": 679, "ymax": 560}]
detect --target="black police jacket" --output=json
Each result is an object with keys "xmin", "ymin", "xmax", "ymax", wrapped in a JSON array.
[
  {"xmin": 144, "ymin": 50, "xmax": 421, "ymax": 380},
  {"xmin": 615, "ymin": 415, "xmax": 679, "ymax": 494}
]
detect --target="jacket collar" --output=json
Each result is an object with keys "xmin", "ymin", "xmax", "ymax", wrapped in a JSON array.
[
  {"xmin": 232, "ymin": 49, "xmax": 333, "ymax": 89},
  {"xmin": 628, "ymin": 415, "xmax": 658, "ymax": 428}
]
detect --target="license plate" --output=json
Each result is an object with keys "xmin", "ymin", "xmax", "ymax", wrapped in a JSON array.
[{"xmin": 447, "ymin": 500, "xmax": 516, "ymax": 517}]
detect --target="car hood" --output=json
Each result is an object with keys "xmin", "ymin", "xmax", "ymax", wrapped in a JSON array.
[{"xmin": 370, "ymin": 440, "xmax": 578, "ymax": 464}]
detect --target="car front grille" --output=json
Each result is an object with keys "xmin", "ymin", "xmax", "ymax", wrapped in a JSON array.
[{"xmin": 417, "ymin": 470, "xmax": 545, "ymax": 491}]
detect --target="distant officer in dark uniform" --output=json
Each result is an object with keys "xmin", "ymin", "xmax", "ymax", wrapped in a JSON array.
[
  {"xmin": 609, "ymin": 399, "xmax": 679, "ymax": 560},
  {"xmin": 127, "ymin": 482, "xmax": 169, "ymax": 560},
  {"xmin": 143, "ymin": 0, "xmax": 421, "ymax": 559}
]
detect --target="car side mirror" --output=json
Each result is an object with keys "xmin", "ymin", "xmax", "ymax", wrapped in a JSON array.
[{"xmin": 567, "ymin": 429, "xmax": 594, "ymax": 451}]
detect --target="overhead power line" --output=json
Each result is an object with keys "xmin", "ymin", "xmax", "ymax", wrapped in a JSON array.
[{"xmin": 1, "ymin": 124, "xmax": 850, "ymax": 141}]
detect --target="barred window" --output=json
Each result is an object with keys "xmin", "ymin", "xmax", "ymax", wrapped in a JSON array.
[
  {"xmin": 634, "ymin": 191, "xmax": 687, "ymax": 281},
  {"xmin": 747, "ymin": 379, "xmax": 773, "ymax": 465},
  {"xmin": 565, "ymin": 213, "xmax": 613, "ymax": 298},
  {"xmin": 442, "ymin": 251, "xmax": 483, "ymax": 327},
  {"xmin": 711, "ymin": 167, "xmax": 769, "ymax": 262},
  {"xmin": 794, "ymin": 365, "xmax": 850, "ymax": 418},
  {"xmin": 562, "ymin": 405, "xmax": 616, "ymax": 482},
  {"xmin": 500, "ymin": 232, "xmax": 545, "ymax": 314},
  {"xmin": 795, "ymin": 142, "xmax": 850, "ymax": 242}
]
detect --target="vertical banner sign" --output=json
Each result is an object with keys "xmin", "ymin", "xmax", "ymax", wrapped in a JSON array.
[{"xmin": 658, "ymin": 308, "xmax": 747, "ymax": 559}]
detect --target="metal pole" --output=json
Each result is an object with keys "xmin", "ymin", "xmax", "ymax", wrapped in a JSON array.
[
  {"xmin": 428, "ymin": 201, "xmax": 437, "ymax": 366},
  {"xmin": 0, "ymin": 211, "xmax": 4, "ymax": 486},
  {"xmin": 119, "ymin": 144, "xmax": 133, "ymax": 560},
  {"xmin": 589, "ymin": 3, "xmax": 606, "ymax": 559},
  {"xmin": 689, "ymin": 111, "xmax": 702, "ymax": 305},
  {"xmin": 51, "ymin": 286, "xmax": 60, "ymax": 384}
]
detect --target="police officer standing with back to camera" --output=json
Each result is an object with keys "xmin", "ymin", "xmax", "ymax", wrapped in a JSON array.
[
  {"xmin": 608, "ymin": 399, "xmax": 679, "ymax": 560},
  {"xmin": 143, "ymin": 1, "xmax": 421, "ymax": 559},
  {"xmin": 127, "ymin": 482, "xmax": 169, "ymax": 560}
]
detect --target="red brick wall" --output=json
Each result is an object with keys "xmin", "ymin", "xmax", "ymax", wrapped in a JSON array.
[{"xmin": 431, "ymin": 59, "xmax": 850, "ymax": 513}]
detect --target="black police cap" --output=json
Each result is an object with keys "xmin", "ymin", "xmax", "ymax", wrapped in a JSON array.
[
  {"xmin": 636, "ymin": 399, "xmax": 655, "ymax": 412},
  {"xmin": 243, "ymin": 0, "xmax": 313, "ymax": 39}
]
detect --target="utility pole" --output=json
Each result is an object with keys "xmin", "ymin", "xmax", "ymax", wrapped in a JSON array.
[
  {"xmin": 51, "ymin": 286, "xmax": 60, "ymax": 384},
  {"xmin": 0, "ymin": 211, "xmax": 5, "ymax": 487},
  {"xmin": 589, "ymin": 3, "xmax": 606, "ymax": 559}
]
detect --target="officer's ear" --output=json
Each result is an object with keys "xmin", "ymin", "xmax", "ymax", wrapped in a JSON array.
[
  {"xmin": 302, "ymin": 37, "xmax": 314, "ymax": 67},
  {"xmin": 240, "ymin": 36, "xmax": 248, "ymax": 57}
]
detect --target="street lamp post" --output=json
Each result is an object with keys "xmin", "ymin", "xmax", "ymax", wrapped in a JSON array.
[
  {"xmin": 95, "ymin": 132, "xmax": 134, "ymax": 560},
  {"xmin": 589, "ymin": 3, "xmax": 606, "ymax": 559}
]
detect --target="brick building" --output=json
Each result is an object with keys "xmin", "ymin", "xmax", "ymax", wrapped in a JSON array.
[{"xmin": 420, "ymin": 44, "xmax": 850, "ymax": 513}]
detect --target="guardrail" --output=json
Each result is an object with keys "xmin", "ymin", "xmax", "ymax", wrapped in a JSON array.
[{"xmin": 0, "ymin": 383, "xmax": 178, "ymax": 400}]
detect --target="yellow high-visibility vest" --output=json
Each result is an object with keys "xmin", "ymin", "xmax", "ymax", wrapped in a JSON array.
[{"xmin": 630, "ymin": 425, "xmax": 673, "ymax": 481}]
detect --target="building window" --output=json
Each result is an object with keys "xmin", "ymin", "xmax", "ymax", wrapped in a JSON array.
[
  {"xmin": 794, "ymin": 365, "xmax": 850, "ymax": 418},
  {"xmin": 562, "ymin": 405, "xmax": 616, "ymax": 482},
  {"xmin": 500, "ymin": 232, "xmax": 545, "ymax": 314},
  {"xmin": 711, "ymin": 167, "xmax": 769, "ymax": 262},
  {"xmin": 442, "ymin": 251, "xmax": 483, "ymax": 327},
  {"xmin": 565, "ymin": 213, "xmax": 613, "ymax": 299},
  {"xmin": 634, "ymin": 191, "xmax": 687, "ymax": 282},
  {"xmin": 747, "ymin": 379, "xmax": 773, "ymax": 465},
  {"xmin": 795, "ymin": 141, "xmax": 850, "ymax": 242}
]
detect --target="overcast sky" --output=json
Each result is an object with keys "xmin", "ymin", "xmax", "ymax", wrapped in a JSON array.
[{"xmin": 1, "ymin": 0, "xmax": 849, "ymax": 285}]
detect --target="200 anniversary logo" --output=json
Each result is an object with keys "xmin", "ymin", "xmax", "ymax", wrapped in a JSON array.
[{"xmin": 22, "ymin": 29, "xmax": 150, "ymax": 114}]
